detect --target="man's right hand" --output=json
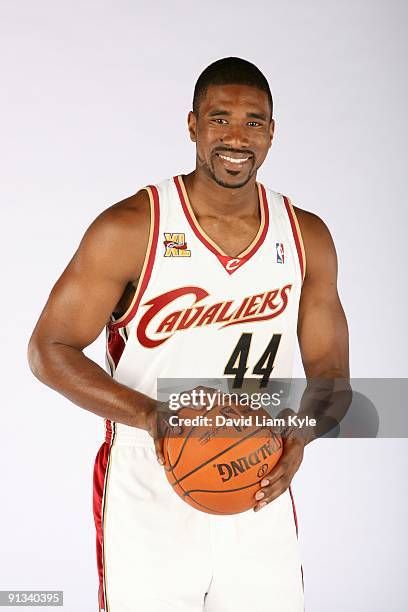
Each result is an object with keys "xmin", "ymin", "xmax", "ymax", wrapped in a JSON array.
[
  {"xmin": 144, "ymin": 385, "xmax": 220, "ymax": 465},
  {"xmin": 145, "ymin": 400, "xmax": 182, "ymax": 466}
]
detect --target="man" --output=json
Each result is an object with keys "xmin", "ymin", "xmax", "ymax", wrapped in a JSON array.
[{"xmin": 28, "ymin": 57, "xmax": 349, "ymax": 611}]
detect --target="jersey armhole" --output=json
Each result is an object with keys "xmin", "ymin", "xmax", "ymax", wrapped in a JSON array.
[
  {"xmin": 281, "ymin": 195, "xmax": 306, "ymax": 284},
  {"xmin": 107, "ymin": 185, "xmax": 160, "ymax": 331}
]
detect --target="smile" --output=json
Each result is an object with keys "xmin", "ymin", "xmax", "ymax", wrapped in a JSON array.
[{"xmin": 217, "ymin": 154, "xmax": 250, "ymax": 164}]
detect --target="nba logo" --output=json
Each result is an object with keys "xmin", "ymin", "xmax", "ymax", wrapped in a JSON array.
[{"xmin": 276, "ymin": 242, "xmax": 285, "ymax": 264}]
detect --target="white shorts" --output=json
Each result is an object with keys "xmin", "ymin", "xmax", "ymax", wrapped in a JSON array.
[{"xmin": 93, "ymin": 422, "xmax": 304, "ymax": 612}]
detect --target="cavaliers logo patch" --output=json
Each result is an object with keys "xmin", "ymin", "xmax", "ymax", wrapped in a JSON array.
[{"xmin": 163, "ymin": 232, "xmax": 191, "ymax": 257}]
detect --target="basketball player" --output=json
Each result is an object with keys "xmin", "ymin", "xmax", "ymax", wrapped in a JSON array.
[{"xmin": 27, "ymin": 57, "xmax": 349, "ymax": 611}]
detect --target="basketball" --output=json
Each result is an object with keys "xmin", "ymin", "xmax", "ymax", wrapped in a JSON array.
[{"xmin": 163, "ymin": 403, "xmax": 283, "ymax": 515}]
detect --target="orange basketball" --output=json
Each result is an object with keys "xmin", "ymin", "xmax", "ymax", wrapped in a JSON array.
[{"xmin": 163, "ymin": 403, "xmax": 283, "ymax": 515}]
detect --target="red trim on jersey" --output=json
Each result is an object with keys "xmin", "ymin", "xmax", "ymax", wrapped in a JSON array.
[
  {"xmin": 104, "ymin": 419, "xmax": 113, "ymax": 444},
  {"xmin": 173, "ymin": 175, "xmax": 269, "ymax": 275},
  {"xmin": 289, "ymin": 484, "xmax": 299, "ymax": 536},
  {"xmin": 93, "ymin": 441, "xmax": 111, "ymax": 612},
  {"xmin": 106, "ymin": 328, "xmax": 126, "ymax": 369},
  {"xmin": 282, "ymin": 195, "xmax": 305, "ymax": 282},
  {"xmin": 108, "ymin": 185, "xmax": 160, "ymax": 330},
  {"xmin": 289, "ymin": 485, "xmax": 305, "ymax": 592}
]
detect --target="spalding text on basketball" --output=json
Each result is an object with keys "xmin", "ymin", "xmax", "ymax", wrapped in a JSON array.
[{"xmin": 213, "ymin": 438, "xmax": 280, "ymax": 483}]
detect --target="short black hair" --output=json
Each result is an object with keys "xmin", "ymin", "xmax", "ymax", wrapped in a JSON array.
[{"xmin": 193, "ymin": 57, "xmax": 273, "ymax": 119}]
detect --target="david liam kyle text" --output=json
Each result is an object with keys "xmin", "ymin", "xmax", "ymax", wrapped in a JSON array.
[{"xmin": 168, "ymin": 414, "xmax": 317, "ymax": 428}]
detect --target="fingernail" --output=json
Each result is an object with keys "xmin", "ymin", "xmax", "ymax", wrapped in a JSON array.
[
  {"xmin": 255, "ymin": 491, "xmax": 264, "ymax": 500},
  {"xmin": 261, "ymin": 479, "xmax": 269, "ymax": 487},
  {"xmin": 158, "ymin": 457, "xmax": 164, "ymax": 465},
  {"xmin": 258, "ymin": 501, "xmax": 267, "ymax": 509}
]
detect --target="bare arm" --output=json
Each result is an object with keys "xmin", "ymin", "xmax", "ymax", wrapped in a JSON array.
[
  {"xmin": 296, "ymin": 207, "xmax": 350, "ymax": 380},
  {"xmin": 295, "ymin": 208, "xmax": 352, "ymax": 441},
  {"xmin": 27, "ymin": 189, "xmax": 156, "ymax": 430},
  {"xmin": 254, "ymin": 208, "xmax": 351, "ymax": 510}
]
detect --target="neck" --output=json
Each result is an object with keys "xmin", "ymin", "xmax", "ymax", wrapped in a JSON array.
[{"xmin": 182, "ymin": 167, "xmax": 260, "ymax": 219}]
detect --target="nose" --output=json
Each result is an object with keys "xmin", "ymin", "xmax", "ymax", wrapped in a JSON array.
[{"xmin": 220, "ymin": 122, "xmax": 250, "ymax": 149}]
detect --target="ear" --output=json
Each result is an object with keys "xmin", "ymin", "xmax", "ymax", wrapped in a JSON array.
[
  {"xmin": 268, "ymin": 118, "xmax": 275, "ymax": 147},
  {"xmin": 187, "ymin": 110, "xmax": 197, "ymax": 142}
]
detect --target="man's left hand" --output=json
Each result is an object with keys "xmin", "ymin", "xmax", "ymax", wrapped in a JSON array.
[{"xmin": 253, "ymin": 435, "xmax": 305, "ymax": 512}]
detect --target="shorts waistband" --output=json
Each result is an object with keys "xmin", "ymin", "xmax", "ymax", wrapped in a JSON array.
[{"xmin": 104, "ymin": 420, "xmax": 154, "ymax": 447}]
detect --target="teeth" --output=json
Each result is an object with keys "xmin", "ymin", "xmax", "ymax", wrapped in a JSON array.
[{"xmin": 218, "ymin": 154, "xmax": 249, "ymax": 164}]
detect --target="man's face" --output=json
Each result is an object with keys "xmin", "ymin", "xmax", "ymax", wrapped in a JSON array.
[{"xmin": 188, "ymin": 84, "xmax": 274, "ymax": 189}]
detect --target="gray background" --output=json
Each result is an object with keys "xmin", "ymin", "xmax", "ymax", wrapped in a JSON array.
[{"xmin": 1, "ymin": 1, "xmax": 407, "ymax": 610}]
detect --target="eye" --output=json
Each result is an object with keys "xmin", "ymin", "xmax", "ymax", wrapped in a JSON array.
[
  {"xmin": 212, "ymin": 118, "xmax": 228, "ymax": 125},
  {"xmin": 247, "ymin": 121, "xmax": 261, "ymax": 127}
]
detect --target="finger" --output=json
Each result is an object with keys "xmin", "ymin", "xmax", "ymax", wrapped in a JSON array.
[
  {"xmin": 154, "ymin": 437, "xmax": 165, "ymax": 466},
  {"xmin": 259, "ymin": 462, "xmax": 288, "ymax": 487},
  {"xmin": 154, "ymin": 412, "xmax": 175, "ymax": 464},
  {"xmin": 185, "ymin": 385, "xmax": 220, "ymax": 410},
  {"xmin": 253, "ymin": 478, "xmax": 290, "ymax": 511},
  {"xmin": 254, "ymin": 475, "xmax": 286, "ymax": 502},
  {"xmin": 260, "ymin": 440, "xmax": 303, "ymax": 487},
  {"xmin": 262, "ymin": 481, "xmax": 290, "ymax": 505}
]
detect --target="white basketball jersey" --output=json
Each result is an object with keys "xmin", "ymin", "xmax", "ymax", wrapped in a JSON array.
[{"xmin": 104, "ymin": 174, "xmax": 305, "ymax": 442}]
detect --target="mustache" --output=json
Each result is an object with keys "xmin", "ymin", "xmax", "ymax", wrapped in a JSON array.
[{"xmin": 213, "ymin": 147, "xmax": 254, "ymax": 157}]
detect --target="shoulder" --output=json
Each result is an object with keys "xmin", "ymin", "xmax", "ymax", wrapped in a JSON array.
[
  {"xmin": 92, "ymin": 187, "xmax": 151, "ymax": 236},
  {"xmin": 291, "ymin": 203, "xmax": 338, "ymax": 281},
  {"xmin": 292, "ymin": 204, "xmax": 333, "ymax": 244},
  {"xmin": 81, "ymin": 188, "xmax": 152, "ymax": 246},
  {"xmin": 267, "ymin": 186, "xmax": 335, "ymax": 248},
  {"xmin": 74, "ymin": 188, "xmax": 152, "ymax": 283}
]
